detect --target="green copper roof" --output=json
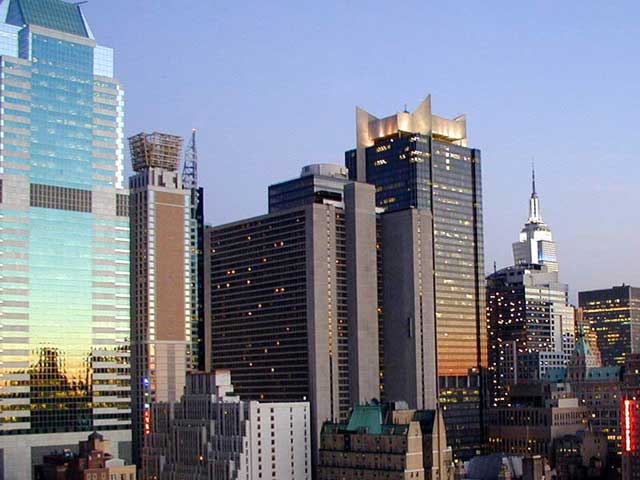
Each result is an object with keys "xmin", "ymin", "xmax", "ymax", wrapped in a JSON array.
[
  {"xmin": 586, "ymin": 366, "xmax": 621, "ymax": 380},
  {"xmin": 346, "ymin": 404, "xmax": 384, "ymax": 434},
  {"xmin": 7, "ymin": 0, "xmax": 89, "ymax": 37}
]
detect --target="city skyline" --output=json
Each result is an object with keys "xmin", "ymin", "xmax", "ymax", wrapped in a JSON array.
[{"xmin": 82, "ymin": 0, "xmax": 640, "ymax": 301}]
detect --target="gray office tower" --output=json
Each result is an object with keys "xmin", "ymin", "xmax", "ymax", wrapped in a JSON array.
[
  {"xmin": 205, "ymin": 162, "xmax": 440, "ymax": 467},
  {"xmin": 579, "ymin": 285, "xmax": 640, "ymax": 367},
  {"xmin": 344, "ymin": 95, "xmax": 487, "ymax": 459}
]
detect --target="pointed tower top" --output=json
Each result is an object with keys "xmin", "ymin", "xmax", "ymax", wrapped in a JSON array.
[
  {"xmin": 528, "ymin": 163, "xmax": 542, "ymax": 223},
  {"xmin": 532, "ymin": 161, "xmax": 537, "ymax": 196}
]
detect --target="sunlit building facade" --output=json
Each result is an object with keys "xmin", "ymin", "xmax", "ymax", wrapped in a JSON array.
[
  {"xmin": 579, "ymin": 285, "xmax": 640, "ymax": 367},
  {"xmin": 0, "ymin": 0, "xmax": 130, "ymax": 477},
  {"xmin": 345, "ymin": 95, "xmax": 487, "ymax": 459},
  {"xmin": 128, "ymin": 132, "xmax": 192, "ymax": 466}
]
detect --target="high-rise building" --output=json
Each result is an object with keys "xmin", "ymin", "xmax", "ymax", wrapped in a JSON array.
[
  {"xmin": 487, "ymin": 172, "xmax": 574, "ymax": 407},
  {"xmin": 128, "ymin": 132, "xmax": 192, "ymax": 465},
  {"xmin": 512, "ymin": 166, "xmax": 558, "ymax": 272},
  {"xmin": 205, "ymin": 163, "xmax": 444, "ymax": 472},
  {"xmin": 0, "ymin": 1, "xmax": 131, "ymax": 476},
  {"xmin": 142, "ymin": 370, "xmax": 311, "ymax": 480},
  {"xmin": 487, "ymin": 383, "xmax": 589, "ymax": 458},
  {"xmin": 205, "ymin": 172, "xmax": 381, "ymax": 452},
  {"xmin": 344, "ymin": 95, "xmax": 486, "ymax": 459},
  {"xmin": 579, "ymin": 285, "xmax": 640, "ymax": 367},
  {"xmin": 318, "ymin": 402, "xmax": 454, "ymax": 480},
  {"xmin": 486, "ymin": 263, "xmax": 575, "ymax": 405}
]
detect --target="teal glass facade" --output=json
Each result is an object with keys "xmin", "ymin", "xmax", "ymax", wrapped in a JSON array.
[{"xmin": 0, "ymin": 0, "xmax": 130, "ymax": 445}]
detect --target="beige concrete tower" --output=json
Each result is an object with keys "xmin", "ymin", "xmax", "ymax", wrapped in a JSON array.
[{"xmin": 128, "ymin": 132, "xmax": 192, "ymax": 465}]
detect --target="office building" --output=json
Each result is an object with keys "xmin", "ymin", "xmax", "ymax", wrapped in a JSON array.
[
  {"xmin": 34, "ymin": 432, "xmax": 136, "ymax": 480},
  {"xmin": 487, "ymin": 383, "xmax": 589, "ymax": 459},
  {"xmin": 579, "ymin": 285, "xmax": 640, "ymax": 367},
  {"xmin": 0, "ymin": 1, "xmax": 131, "ymax": 477},
  {"xmin": 487, "ymin": 264, "xmax": 575, "ymax": 405},
  {"xmin": 268, "ymin": 163, "xmax": 350, "ymax": 213},
  {"xmin": 142, "ymin": 370, "xmax": 311, "ymax": 480},
  {"xmin": 487, "ymin": 173, "xmax": 574, "ymax": 406},
  {"xmin": 206, "ymin": 162, "xmax": 443, "ymax": 450},
  {"xmin": 344, "ymin": 95, "xmax": 487, "ymax": 459},
  {"xmin": 205, "ymin": 171, "xmax": 382, "ymax": 451},
  {"xmin": 318, "ymin": 401, "xmax": 454, "ymax": 480},
  {"xmin": 128, "ymin": 132, "xmax": 192, "ymax": 465}
]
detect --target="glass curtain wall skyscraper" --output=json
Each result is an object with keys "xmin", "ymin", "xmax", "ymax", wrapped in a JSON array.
[
  {"xmin": 345, "ymin": 95, "xmax": 487, "ymax": 459},
  {"xmin": 0, "ymin": 1, "xmax": 130, "ymax": 477}
]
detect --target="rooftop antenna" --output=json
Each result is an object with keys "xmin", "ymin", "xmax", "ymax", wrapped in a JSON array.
[
  {"xmin": 182, "ymin": 128, "xmax": 198, "ymax": 189},
  {"xmin": 403, "ymin": 103, "xmax": 409, "ymax": 113},
  {"xmin": 531, "ymin": 159, "xmax": 536, "ymax": 196}
]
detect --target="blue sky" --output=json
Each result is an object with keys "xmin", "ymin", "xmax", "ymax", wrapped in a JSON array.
[{"xmin": 84, "ymin": 0, "xmax": 640, "ymax": 300}]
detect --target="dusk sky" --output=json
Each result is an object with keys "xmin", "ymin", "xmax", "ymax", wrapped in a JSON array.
[{"xmin": 84, "ymin": 0, "xmax": 640, "ymax": 301}]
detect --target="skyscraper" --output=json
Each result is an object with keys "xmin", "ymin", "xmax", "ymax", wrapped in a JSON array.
[
  {"xmin": 344, "ymin": 95, "xmax": 486, "ymax": 459},
  {"xmin": 487, "ymin": 171, "xmax": 574, "ymax": 406},
  {"xmin": 0, "ymin": 0, "xmax": 130, "ymax": 476},
  {"xmin": 512, "ymin": 166, "xmax": 558, "ymax": 272},
  {"xmin": 579, "ymin": 285, "xmax": 640, "ymax": 367},
  {"xmin": 205, "ymin": 170, "xmax": 380, "ymax": 457},
  {"xmin": 128, "ymin": 132, "xmax": 192, "ymax": 465}
]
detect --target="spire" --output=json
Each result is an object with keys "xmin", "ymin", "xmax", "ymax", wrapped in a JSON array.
[
  {"xmin": 528, "ymin": 162, "xmax": 542, "ymax": 223},
  {"xmin": 532, "ymin": 161, "xmax": 536, "ymax": 196}
]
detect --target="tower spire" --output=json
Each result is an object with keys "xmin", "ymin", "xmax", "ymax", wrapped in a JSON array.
[
  {"xmin": 532, "ymin": 161, "xmax": 536, "ymax": 196},
  {"xmin": 528, "ymin": 162, "xmax": 542, "ymax": 223}
]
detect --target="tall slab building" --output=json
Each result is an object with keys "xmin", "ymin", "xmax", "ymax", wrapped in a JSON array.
[
  {"xmin": 0, "ymin": 1, "xmax": 131, "ymax": 477},
  {"xmin": 128, "ymin": 132, "xmax": 192, "ymax": 465},
  {"xmin": 206, "ymin": 160, "xmax": 451, "ymax": 473},
  {"xmin": 345, "ymin": 95, "xmax": 487, "ymax": 459}
]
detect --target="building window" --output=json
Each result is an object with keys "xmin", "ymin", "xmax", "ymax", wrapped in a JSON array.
[{"xmin": 30, "ymin": 183, "xmax": 92, "ymax": 212}]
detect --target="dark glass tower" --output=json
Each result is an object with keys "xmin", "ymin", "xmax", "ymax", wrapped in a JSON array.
[
  {"xmin": 579, "ymin": 285, "xmax": 640, "ymax": 367},
  {"xmin": 345, "ymin": 95, "xmax": 487, "ymax": 460}
]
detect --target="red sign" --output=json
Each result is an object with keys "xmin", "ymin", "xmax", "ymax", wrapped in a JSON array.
[
  {"xmin": 144, "ymin": 409, "xmax": 152, "ymax": 435},
  {"xmin": 623, "ymin": 399, "xmax": 636, "ymax": 453}
]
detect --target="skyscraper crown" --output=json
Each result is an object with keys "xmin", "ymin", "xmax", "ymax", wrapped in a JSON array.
[{"xmin": 3, "ymin": 0, "xmax": 92, "ymax": 38}]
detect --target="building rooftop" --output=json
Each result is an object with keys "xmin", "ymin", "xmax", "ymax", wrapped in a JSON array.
[
  {"xmin": 4, "ymin": 0, "xmax": 91, "ymax": 38},
  {"xmin": 129, "ymin": 132, "xmax": 184, "ymax": 172}
]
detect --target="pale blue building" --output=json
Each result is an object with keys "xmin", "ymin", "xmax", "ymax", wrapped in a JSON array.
[{"xmin": 0, "ymin": 0, "xmax": 130, "ymax": 476}]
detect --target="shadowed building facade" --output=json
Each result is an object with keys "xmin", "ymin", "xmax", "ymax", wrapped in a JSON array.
[
  {"xmin": 205, "ymin": 163, "xmax": 442, "ymax": 473},
  {"xmin": 0, "ymin": 1, "xmax": 131, "ymax": 477},
  {"xmin": 344, "ymin": 96, "xmax": 487, "ymax": 459}
]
